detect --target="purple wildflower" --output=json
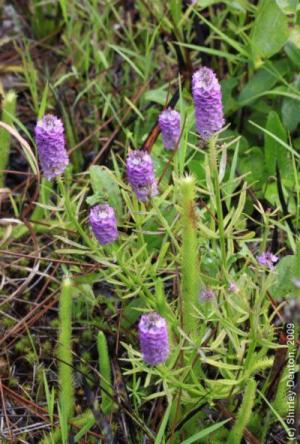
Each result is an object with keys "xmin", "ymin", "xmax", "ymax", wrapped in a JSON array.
[
  {"xmin": 138, "ymin": 312, "xmax": 169, "ymax": 366},
  {"xmin": 89, "ymin": 204, "xmax": 118, "ymax": 245},
  {"xmin": 158, "ymin": 108, "xmax": 181, "ymax": 150},
  {"xmin": 199, "ymin": 288, "xmax": 215, "ymax": 301},
  {"xmin": 192, "ymin": 67, "xmax": 224, "ymax": 140},
  {"xmin": 228, "ymin": 282, "xmax": 239, "ymax": 293},
  {"xmin": 256, "ymin": 252, "xmax": 279, "ymax": 270},
  {"xmin": 126, "ymin": 150, "xmax": 158, "ymax": 201},
  {"xmin": 35, "ymin": 114, "xmax": 69, "ymax": 180}
]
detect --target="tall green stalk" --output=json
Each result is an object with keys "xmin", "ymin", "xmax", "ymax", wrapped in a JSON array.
[
  {"xmin": 179, "ymin": 175, "xmax": 199, "ymax": 336},
  {"xmin": 58, "ymin": 277, "xmax": 74, "ymax": 438},
  {"xmin": 227, "ymin": 378, "xmax": 256, "ymax": 444},
  {"xmin": 272, "ymin": 367, "xmax": 288, "ymax": 416},
  {"xmin": 97, "ymin": 331, "xmax": 113, "ymax": 415},
  {"xmin": 208, "ymin": 136, "xmax": 227, "ymax": 268},
  {"xmin": 0, "ymin": 91, "xmax": 17, "ymax": 187}
]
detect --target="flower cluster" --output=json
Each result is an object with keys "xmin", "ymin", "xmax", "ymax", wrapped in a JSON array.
[
  {"xmin": 192, "ymin": 67, "xmax": 224, "ymax": 140},
  {"xmin": 159, "ymin": 108, "xmax": 181, "ymax": 150},
  {"xmin": 256, "ymin": 251, "xmax": 278, "ymax": 270},
  {"xmin": 89, "ymin": 204, "xmax": 118, "ymax": 245},
  {"xmin": 35, "ymin": 114, "xmax": 69, "ymax": 180},
  {"xmin": 35, "ymin": 66, "xmax": 224, "ymax": 242},
  {"xmin": 138, "ymin": 312, "xmax": 169, "ymax": 366},
  {"xmin": 126, "ymin": 150, "xmax": 158, "ymax": 202},
  {"xmin": 199, "ymin": 288, "xmax": 214, "ymax": 301}
]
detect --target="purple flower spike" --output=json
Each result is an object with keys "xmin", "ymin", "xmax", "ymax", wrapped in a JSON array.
[
  {"xmin": 192, "ymin": 67, "xmax": 224, "ymax": 140},
  {"xmin": 126, "ymin": 150, "xmax": 158, "ymax": 201},
  {"xmin": 158, "ymin": 109, "xmax": 181, "ymax": 150},
  {"xmin": 89, "ymin": 204, "xmax": 118, "ymax": 245},
  {"xmin": 257, "ymin": 251, "xmax": 279, "ymax": 270},
  {"xmin": 138, "ymin": 312, "xmax": 169, "ymax": 366},
  {"xmin": 199, "ymin": 288, "xmax": 215, "ymax": 301},
  {"xmin": 35, "ymin": 114, "xmax": 69, "ymax": 180}
]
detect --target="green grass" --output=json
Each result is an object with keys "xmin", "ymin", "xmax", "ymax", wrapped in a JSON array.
[{"xmin": 1, "ymin": 0, "xmax": 300, "ymax": 442}]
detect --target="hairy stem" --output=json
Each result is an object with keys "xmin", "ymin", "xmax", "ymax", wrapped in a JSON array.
[
  {"xmin": 58, "ymin": 277, "xmax": 74, "ymax": 437},
  {"xmin": 179, "ymin": 175, "xmax": 199, "ymax": 336},
  {"xmin": 227, "ymin": 378, "xmax": 256, "ymax": 444},
  {"xmin": 97, "ymin": 331, "xmax": 114, "ymax": 415},
  {"xmin": 208, "ymin": 136, "xmax": 227, "ymax": 268}
]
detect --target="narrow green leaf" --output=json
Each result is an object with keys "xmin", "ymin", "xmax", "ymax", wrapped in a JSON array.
[
  {"xmin": 258, "ymin": 389, "xmax": 291, "ymax": 436},
  {"xmin": 154, "ymin": 402, "xmax": 172, "ymax": 444},
  {"xmin": 194, "ymin": 11, "xmax": 248, "ymax": 56},
  {"xmin": 175, "ymin": 42, "xmax": 239, "ymax": 62},
  {"xmin": 181, "ymin": 419, "xmax": 231, "ymax": 444},
  {"xmin": 238, "ymin": 60, "xmax": 288, "ymax": 105},
  {"xmin": 170, "ymin": 0, "xmax": 182, "ymax": 27},
  {"xmin": 250, "ymin": 120, "xmax": 300, "ymax": 159},
  {"xmin": 108, "ymin": 44, "xmax": 145, "ymax": 79},
  {"xmin": 0, "ymin": 91, "xmax": 17, "ymax": 187}
]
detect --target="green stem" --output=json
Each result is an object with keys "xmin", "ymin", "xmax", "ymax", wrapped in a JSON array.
[
  {"xmin": 134, "ymin": 205, "xmax": 147, "ymax": 261},
  {"xmin": 97, "ymin": 331, "xmax": 114, "ymax": 415},
  {"xmin": 226, "ymin": 378, "xmax": 256, "ymax": 444},
  {"xmin": 58, "ymin": 277, "xmax": 74, "ymax": 437},
  {"xmin": 180, "ymin": 175, "xmax": 199, "ymax": 337},
  {"xmin": 208, "ymin": 137, "xmax": 227, "ymax": 269}
]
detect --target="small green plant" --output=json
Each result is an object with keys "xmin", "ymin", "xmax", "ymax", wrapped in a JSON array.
[
  {"xmin": 43, "ymin": 371, "xmax": 56, "ymax": 425},
  {"xmin": 97, "ymin": 330, "xmax": 114, "ymax": 415},
  {"xmin": 0, "ymin": 90, "xmax": 17, "ymax": 187}
]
